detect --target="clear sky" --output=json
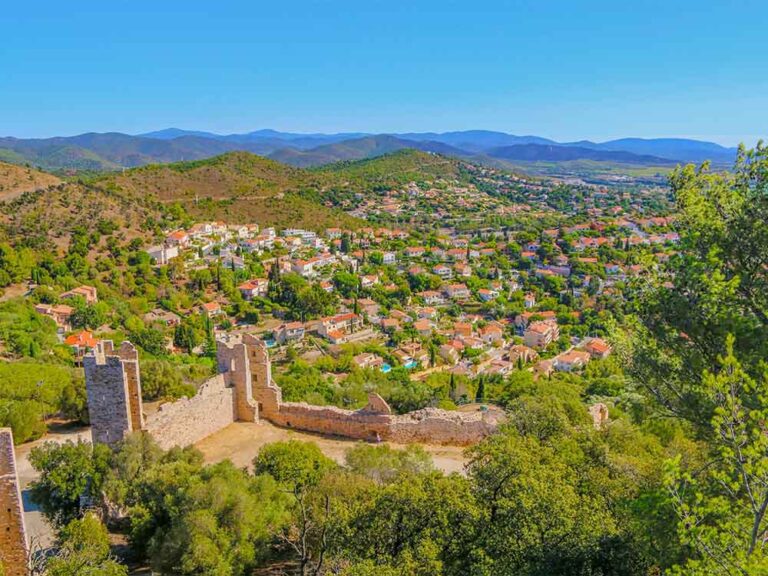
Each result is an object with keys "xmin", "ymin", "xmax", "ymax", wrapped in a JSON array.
[{"xmin": 2, "ymin": 0, "xmax": 767, "ymax": 145}]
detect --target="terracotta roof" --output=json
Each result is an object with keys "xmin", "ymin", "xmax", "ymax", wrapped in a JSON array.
[{"xmin": 65, "ymin": 330, "xmax": 98, "ymax": 348}]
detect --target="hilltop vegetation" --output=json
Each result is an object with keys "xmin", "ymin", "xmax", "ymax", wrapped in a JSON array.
[
  {"xmin": 0, "ymin": 181, "xmax": 162, "ymax": 251},
  {"xmin": 94, "ymin": 152, "xmax": 363, "ymax": 231},
  {"xmin": 0, "ymin": 161, "xmax": 60, "ymax": 200},
  {"xmin": 320, "ymin": 148, "xmax": 467, "ymax": 186}
]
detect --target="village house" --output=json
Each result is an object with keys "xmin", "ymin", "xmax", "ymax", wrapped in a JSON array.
[
  {"xmin": 478, "ymin": 323, "xmax": 504, "ymax": 344},
  {"xmin": 292, "ymin": 253, "xmax": 336, "ymax": 277},
  {"xmin": 382, "ymin": 251, "xmax": 397, "ymax": 265},
  {"xmin": 432, "ymin": 264, "xmax": 453, "ymax": 279},
  {"xmin": 166, "ymin": 230, "xmax": 190, "ymax": 247},
  {"xmin": 417, "ymin": 306, "xmax": 438, "ymax": 320},
  {"xmin": 199, "ymin": 301, "xmax": 225, "ymax": 318},
  {"xmin": 444, "ymin": 283, "xmax": 470, "ymax": 300},
  {"xmin": 405, "ymin": 246, "xmax": 426, "ymax": 258},
  {"xmin": 418, "ymin": 290, "xmax": 445, "ymax": 305},
  {"xmin": 524, "ymin": 320, "xmax": 560, "ymax": 349},
  {"xmin": 35, "ymin": 303, "xmax": 74, "ymax": 330},
  {"xmin": 221, "ymin": 255, "xmax": 246, "ymax": 271},
  {"xmin": 275, "ymin": 321, "xmax": 305, "ymax": 344},
  {"xmin": 353, "ymin": 352, "xmax": 384, "ymax": 370},
  {"xmin": 146, "ymin": 244, "xmax": 179, "ymax": 265},
  {"xmin": 356, "ymin": 298, "xmax": 380, "ymax": 318},
  {"xmin": 238, "ymin": 278, "xmax": 269, "ymax": 300},
  {"xmin": 318, "ymin": 312, "xmax": 363, "ymax": 342},
  {"xmin": 61, "ymin": 285, "xmax": 98, "ymax": 305},
  {"xmin": 478, "ymin": 288, "xmax": 499, "ymax": 302},
  {"xmin": 360, "ymin": 275, "xmax": 379, "ymax": 289},
  {"xmin": 413, "ymin": 318, "xmax": 433, "ymax": 337},
  {"xmin": 584, "ymin": 337, "xmax": 612, "ymax": 360},
  {"xmin": 484, "ymin": 359, "xmax": 513, "ymax": 376},
  {"xmin": 524, "ymin": 293, "xmax": 536, "ymax": 309},
  {"xmin": 454, "ymin": 263, "xmax": 472, "ymax": 278},
  {"xmin": 554, "ymin": 350, "xmax": 592, "ymax": 372},
  {"xmin": 453, "ymin": 321, "xmax": 473, "ymax": 339},
  {"xmin": 514, "ymin": 310, "xmax": 557, "ymax": 330},
  {"xmin": 439, "ymin": 344, "xmax": 460, "ymax": 365},
  {"xmin": 508, "ymin": 344, "xmax": 538, "ymax": 365},
  {"xmin": 394, "ymin": 343, "xmax": 430, "ymax": 367},
  {"xmin": 65, "ymin": 330, "xmax": 99, "ymax": 358},
  {"xmin": 380, "ymin": 318, "xmax": 401, "ymax": 333},
  {"xmin": 143, "ymin": 308, "xmax": 181, "ymax": 327}
]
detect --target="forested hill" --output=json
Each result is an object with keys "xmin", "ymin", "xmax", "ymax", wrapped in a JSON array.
[
  {"xmin": 93, "ymin": 151, "xmax": 363, "ymax": 231},
  {"xmin": 92, "ymin": 149, "xmax": 477, "ymax": 230},
  {"xmin": 0, "ymin": 150, "xmax": 481, "ymax": 244},
  {"xmin": 319, "ymin": 149, "xmax": 469, "ymax": 187}
]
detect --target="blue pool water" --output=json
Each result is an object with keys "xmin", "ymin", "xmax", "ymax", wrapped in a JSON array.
[
  {"xmin": 404, "ymin": 360, "xmax": 418, "ymax": 369},
  {"xmin": 264, "ymin": 339, "xmax": 277, "ymax": 348},
  {"xmin": 380, "ymin": 363, "xmax": 392, "ymax": 373}
]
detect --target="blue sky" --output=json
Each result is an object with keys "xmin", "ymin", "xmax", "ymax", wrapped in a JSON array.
[{"xmin": 2, "ymin": 0, "xmax": 767, "ymax": 145}]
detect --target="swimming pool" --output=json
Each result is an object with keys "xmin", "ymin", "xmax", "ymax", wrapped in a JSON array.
[
  {"xmin": 404, "ymin": 360, "xmax": 418, "ymax": 369},
  {"xmin": 380, "ymin": 363, "xmax": 392, "ymax": 373}
]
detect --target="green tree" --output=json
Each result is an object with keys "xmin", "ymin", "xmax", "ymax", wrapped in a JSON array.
[
  {"xmin": 666, "ymin": 337, "xmax": 768, "ymax": 575},
  {"xmin": 46, "ymin": 513, "xmax": 127, "ymax": 576},
  {"xmin": 29, "ymin": 441, "xmax": 111, "ymax": 528}
]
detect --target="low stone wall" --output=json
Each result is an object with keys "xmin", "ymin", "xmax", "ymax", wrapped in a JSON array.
[
  {"xmin": 388, "ymin": 408, "xmax": 502, "ymax": 445},
  {"xmin": 145, "ymin": 375, "xmax": 236, "ymax": 450},
  {"xmin": 272, "ymin": 402, "xmax": 391, "ymax": 441},
  {"xmin": 268, "ymin": 402, "xmax": 502, "ymax": 445}
]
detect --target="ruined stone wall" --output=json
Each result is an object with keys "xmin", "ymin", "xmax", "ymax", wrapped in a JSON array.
[
  {"xmin": 0, "ymin": 429, "xmax": 27, "ymax": 576},
  {"xmin": 388, "ymin": 408, "xmax": 501, "ymax": 445},
  {"xmin": 87, "ymin": 337, "xmax": 501, "ymax": 453},
  {"xmin": 144, "ymin": 375, "xmax": 236, "ymax": 450},
  {"xmin": 217, "ymin": 335, "xmax": 503, "ymax": 445},
  {"xmin": 271, "ymin": 402, "xmax": 392, "ymax": 441},
  {"xmin": 270, "ymin": 403, "xmax": 499, "ymax": 445}
]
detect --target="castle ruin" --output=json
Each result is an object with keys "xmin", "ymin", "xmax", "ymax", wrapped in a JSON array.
[{"xmin": 84, "ymin": 334, "xmax": 502, "ymax": 451}]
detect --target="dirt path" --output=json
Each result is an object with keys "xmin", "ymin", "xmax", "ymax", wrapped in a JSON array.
[{"xmin": 195, "ymin": 420, "xmax": 468, "ymax": 475}]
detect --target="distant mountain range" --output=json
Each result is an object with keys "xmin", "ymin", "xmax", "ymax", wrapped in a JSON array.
[{"xmin": 0, "ymin": 128, "xmax": 740, "ymax": 173}]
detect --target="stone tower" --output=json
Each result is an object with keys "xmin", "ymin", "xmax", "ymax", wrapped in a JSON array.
[
  {"xmin": 84, "ymin": 341, "xmax": 145, "ymax": 446},
  {"xmin": 0, "ymin": 428, "xmax": 28, "ymax": 576},
  {"xmin": 217, "ymin": 334, "xmax": 278, "ymax": 421}
]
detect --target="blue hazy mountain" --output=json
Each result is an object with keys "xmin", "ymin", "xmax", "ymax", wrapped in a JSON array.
[{"xmin": 0, "ymin": 128, "xmax": 740, "ymax": 172}]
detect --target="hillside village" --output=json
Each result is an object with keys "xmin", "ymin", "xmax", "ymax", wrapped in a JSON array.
[{"xmin": 17, "ymin": 156, "xmax": 681, "ymax": 418}]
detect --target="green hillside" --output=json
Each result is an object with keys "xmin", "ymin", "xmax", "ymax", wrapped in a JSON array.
[
  {"xmin": 320, "ymin": 149, "xmax": 468, "ymax": 186},
  {"xmin": 93, "ymin": 152, "xmax": 363, "ymax": 230}
]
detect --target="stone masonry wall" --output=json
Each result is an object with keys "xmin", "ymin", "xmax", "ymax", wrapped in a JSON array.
[
  {"xmin": 84, "ymin": 342, "xmax": 138, "ymax": 447},
  {"xmin": 0, "ymin": 429, "xmax": 28, "ymax": 576},
  {"xmin": 144, "ymin": 375, "xmax": 236, "ymax": 450},
  {"xmin": 268, "ymin": 402, "xmax": 500, "ymax": 445},
  {"xmin": 388, "ymin": 408, "xmax": 502, "ymax": 445},
  {"xmin": 217, "ymin": 334, "xmax": 503, "ymax": 446},
  {"xmin": 270, "ymin": 401, "xmax": 392, "ymax": 441}
]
